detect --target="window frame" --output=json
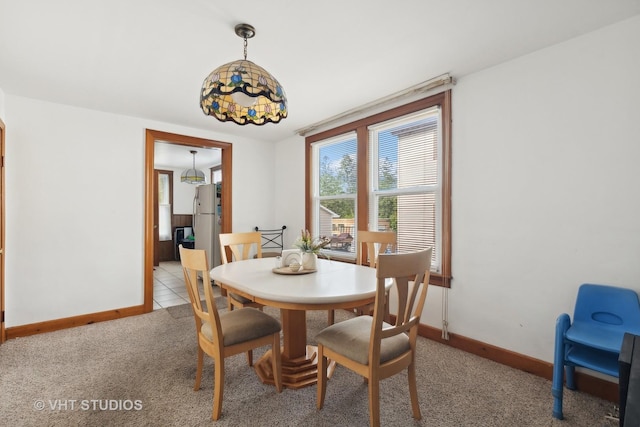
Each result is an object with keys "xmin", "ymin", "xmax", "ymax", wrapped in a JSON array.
[
  {"xmin": 369, "ymin": 107, "xmax": 443, "ymax": 273},
  {"xmin": 305, "ymin": 91, "xmax": 452, "ymax": 287}
]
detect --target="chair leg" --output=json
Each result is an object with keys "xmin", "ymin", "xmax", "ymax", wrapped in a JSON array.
[
  {"xmin": 368, "ymin": 373, "xmax": 381, "ymax": 427},
  {"xmin": 272, "ymin": 333, "xmax": 283, "ymax": 393},
  {"xmin": 212, "ymin": 356, "xmax": 225, "ymax": 421},
  {"xmin": 552, "ymin": 313, "xmax": 570, "ymax": 420},
  {"xmin": 194, "ymin": 347, "xmax": 204, "ymax": 391},
  {"xmin": 327, "ymin": 310, "xmax": 334, "ymax": 325},
  {"xmin": 317, "ymin": 345, "xmax": 327, "ymax": 409},
  {"xmin": 565, "ymin": 365, "xmax": 576, "ymax": 390},
  {"xmin": 246, "ymin": 350, "xmax": 253, "ymax": 366},
  {"xmin": 407, "ymin": 361, "xmax": 422, "ymax": 420}
]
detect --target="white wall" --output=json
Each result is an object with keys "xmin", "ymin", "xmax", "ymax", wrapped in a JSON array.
[
  {"xmin": 0, "ymin": 87, "xmax": 5, "ymax": 120},
  {"xmin": 275, "ymin": 16, "xmax": 640, "ymax": 364},
  {"xmin": 450, "ymin": 15, "xmax": 640, "ymax": 362},
  {"xmin": 273, "ymin": 134, "xmax": 306, "ymax": 248},
  {"xmin": 4, "ymin": 96, "xmax": 275, "ymax": 326},
  {"xmin": 173, "ymin": 169, "xmax": 197, "ymax": 215}
]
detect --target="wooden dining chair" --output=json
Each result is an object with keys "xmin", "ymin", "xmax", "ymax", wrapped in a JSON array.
[
  {"xmin": 218, "ymin": 232, "xmax": 265, "ymax": 312},
  {"xmin": 316, "ymin": 248, "xmax": 432, "ymax": 427},
  {"xmin": 179, "ymin": 245, "xmax": 282, "ymax": 421},
  {"xmin": 327, "ymin": 230, "xmax": 397, "ymax": 325},
  {"xmin": 254, "ymin": 225, "xmax": 286, "ymax": 258}
]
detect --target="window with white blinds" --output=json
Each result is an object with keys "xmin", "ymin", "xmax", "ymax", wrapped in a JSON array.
[
  {"xmin": 306, "ymin": 91, "xmax": 451, "ymax": 287},
  {"xmin": 369, "ymin": 107, "xmax": 441, "ymax": 272}
]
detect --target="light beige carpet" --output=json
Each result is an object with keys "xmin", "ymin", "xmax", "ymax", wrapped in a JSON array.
[{"xmin": 0, "ymin": 302, "xmax": 617, "ymax": 426}]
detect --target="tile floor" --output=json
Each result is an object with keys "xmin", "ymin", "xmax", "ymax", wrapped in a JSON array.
[{"xmin": 153, "ymin": 260, "xmax": 190, "ymax": 310}]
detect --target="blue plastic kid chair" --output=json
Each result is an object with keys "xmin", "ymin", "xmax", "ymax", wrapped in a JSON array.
[{"xmin": 552, "ymin": 283, "xmax": 640, "ymax": 419}]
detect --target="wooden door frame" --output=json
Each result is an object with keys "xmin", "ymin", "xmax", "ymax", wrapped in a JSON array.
[
  {"xmin": 0, "ymin": 118, "xmax": 5, "ymax": 343},
  {"xmin": 144, "ymin": 129, "xmax": 232, "ymax": 312}
]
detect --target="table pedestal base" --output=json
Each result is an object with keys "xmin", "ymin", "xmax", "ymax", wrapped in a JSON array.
[{"xmin": 254, "ymin": 345, "xmax": 336, "ymax": 389}]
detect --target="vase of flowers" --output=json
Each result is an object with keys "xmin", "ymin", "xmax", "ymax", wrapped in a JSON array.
[{"xmin": 294, "ymin": 229, "xmax": 330, "ymax": 270}]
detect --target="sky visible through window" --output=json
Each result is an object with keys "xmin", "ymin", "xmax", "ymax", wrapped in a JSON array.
[
  {"xmin": 318, "ymin": 116, "xmax": 436, "ymax": 193},
  {"xmin": 319, "ymin": 132, "xmax": 398, "ymax": 169}
]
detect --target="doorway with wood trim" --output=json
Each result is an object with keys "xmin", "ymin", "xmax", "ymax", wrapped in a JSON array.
[{"xmin": 144, "ymin": 129, "xmax": 232, "ymax": 313}]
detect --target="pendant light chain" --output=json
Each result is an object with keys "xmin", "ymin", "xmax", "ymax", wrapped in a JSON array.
[{"xmin": 243, "ymin": 36, "xmax": 248, "ymax": 60}]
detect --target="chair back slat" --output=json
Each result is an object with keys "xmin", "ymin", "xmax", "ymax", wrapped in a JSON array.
[
  {"xmin": 394, "ymin": 276, "xmax": 410, "ymax": 325},
  {"xmin": 219, "ymin": 232, "xmax": 263, "ymax": 263}
]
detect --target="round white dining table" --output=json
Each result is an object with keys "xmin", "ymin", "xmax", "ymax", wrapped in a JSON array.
[{"xmin": 210, "ymin": 257, "xmax": 380, "ymax": 389}]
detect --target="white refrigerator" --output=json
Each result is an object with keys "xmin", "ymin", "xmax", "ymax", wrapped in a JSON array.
[{"xmin": 193, "ymin": 183, "xmax": 220, "ymax": 269}]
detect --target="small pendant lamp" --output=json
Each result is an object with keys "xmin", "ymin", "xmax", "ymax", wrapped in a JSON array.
[
  {"xmin": 181, "ymin": 150, "xmax": 206, "ymax": 184},
  {"xmin": 200, "ymin": 23, "xmax": 287, "ymax": 125}
]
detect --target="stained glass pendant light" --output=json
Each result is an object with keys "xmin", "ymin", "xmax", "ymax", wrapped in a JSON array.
[
  {"xmin": 200, "ymin": 23, "xmax": 287, "ymax": 125},
  {"xmin": 181, "ymin": 150, "xmax": 206, "ymax": 184}
]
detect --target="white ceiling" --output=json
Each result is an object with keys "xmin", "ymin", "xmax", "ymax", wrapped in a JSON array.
[
  {"xmin": 154, "ymin": 141, "xmax": 220, "ymax": 170},
  {"xmin": 1, "ymin": 0, "xmax": 640, "ymax": 163}
]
